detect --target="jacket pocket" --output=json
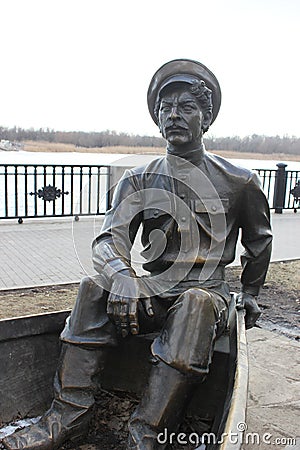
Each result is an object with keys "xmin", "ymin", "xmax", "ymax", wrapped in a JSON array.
[{"xmin": 193, "ymin": 198, "xmax": 229, "ymax": 215}]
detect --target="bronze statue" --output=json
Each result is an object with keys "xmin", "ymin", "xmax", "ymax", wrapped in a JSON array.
[{"xmin": 2, "ymin": 59, "xmax": 272, "ymax": 450}]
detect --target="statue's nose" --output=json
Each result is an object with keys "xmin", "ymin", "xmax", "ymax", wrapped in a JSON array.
[{"xmin": 170, "ymin": 106, "xmax": 180, "ymax": 120}]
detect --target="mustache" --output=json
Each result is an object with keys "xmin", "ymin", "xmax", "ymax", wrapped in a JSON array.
[{"xmin": 165, "ymin": 122, "xmax": 189, "ymax": 131}]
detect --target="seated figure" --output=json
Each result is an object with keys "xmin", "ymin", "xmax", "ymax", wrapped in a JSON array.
[{"xmin": 2, "ymin": 59, "xmax": 272, "ymax": 450}]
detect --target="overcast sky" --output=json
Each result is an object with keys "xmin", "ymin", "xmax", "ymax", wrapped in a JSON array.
[{"xmin": 1, "ymin": 0, "xmax": 299, "ymax": 139}]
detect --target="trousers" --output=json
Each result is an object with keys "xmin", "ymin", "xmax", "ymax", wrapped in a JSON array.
[{"xmin": 60, "ymin": 274, "xmax": 229, "ymax": 375}]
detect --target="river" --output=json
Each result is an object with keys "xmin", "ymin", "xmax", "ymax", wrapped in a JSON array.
[{"xmin": 0, "ymin": 150, "xmax": 300, "ymax": 171}]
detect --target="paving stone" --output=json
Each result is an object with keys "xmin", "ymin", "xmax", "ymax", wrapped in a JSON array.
[{"xmin": 244, "ymin": 329, "xmax": 300, "ymax": 450}]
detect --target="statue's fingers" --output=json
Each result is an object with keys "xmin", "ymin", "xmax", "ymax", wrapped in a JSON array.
[
  {"xmin": 244, "ymin": 297, "xmax": 261, "ymax": 329},
  {"xmin": 245, "ymin": 311, "xmax": 261, "ymax": 329},
  {"xmin": 143, "ymin": 298, "xmax": 154, "ymax": 317},
  {"xmin": 128, "ymin": 299, "xmax": 139, "ymax": 335},
  {"xmin": 109, "ymin": 295, "xmax": 121, "ymax": 330},
  {"xmin": 120, "ymin": 299, "xmax": 129, "ymax": 338},
  {"xmin": 106, "ymin": 295, "xmax": 116, "ymax": 319},
  {"xmin": 235, "ymin": 294, "xmax": 244, "ymax": 310}
]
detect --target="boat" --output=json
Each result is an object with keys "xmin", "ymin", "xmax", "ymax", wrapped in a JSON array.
[
  {"xmin": 0, "ymin": 294, "xmax": 248, "ymax": 449},
  {"xmin": 0, "ymin": 140, "xmax": 22, "ymax": 151}
]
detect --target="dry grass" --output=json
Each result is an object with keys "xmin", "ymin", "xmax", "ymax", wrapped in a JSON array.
[
  {"xmin": 212, "ymin": 150, "xmax": 300, "ymax": 161},
  {"xmin": 24, "ymin": 141, "xmax": 165, "ymax": 155},
  {"xmin": 23, "ymin": 140, "xmax": 300, "ymax": 161}
]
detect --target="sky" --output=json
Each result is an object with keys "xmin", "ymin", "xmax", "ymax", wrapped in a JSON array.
[{"xmin": 1, "ymin": 0, "xmax": 300, "ymax": 139}]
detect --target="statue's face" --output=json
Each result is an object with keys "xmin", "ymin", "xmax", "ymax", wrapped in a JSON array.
[{"xmin": 158, "ymin": 84, "xmax": 204, "ymax": 147}]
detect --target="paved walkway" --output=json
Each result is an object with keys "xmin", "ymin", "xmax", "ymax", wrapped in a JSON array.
[
  {"xmin": 245, "ymin": 328, "xmax": 299, "ymax": 450},
  {"xmin": 0, "ymin": 217, "xmax": 97, "ymax": 289},
  {"xmin": 0, "ymin": 212, "xmax": 300, "ymax": 290}
]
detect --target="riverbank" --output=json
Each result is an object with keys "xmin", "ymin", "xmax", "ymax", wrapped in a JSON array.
[{"xmin": 21, "ymin": 140, "xmax": 300, "ymax": 162}]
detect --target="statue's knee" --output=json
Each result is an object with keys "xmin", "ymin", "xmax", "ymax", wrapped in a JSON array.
[
  {"xmin": 80, "ymin": 276, "xmax": 95, "ymax": 288},
  {"xmin": 79, "ymin": 276, "xmax": 104, "ymax": 297},
  {"xmin": 182, "ymin": 288, "xmax": 212, "ymax": 304},
  {"xmin": 178, "ymin": 288, "xmax": 216, "ymax": 317}
]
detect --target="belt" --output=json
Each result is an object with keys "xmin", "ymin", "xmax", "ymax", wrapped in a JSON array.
[{"xmin": 150, "ymin": 265, "xmax": 225, "ymax": 282}]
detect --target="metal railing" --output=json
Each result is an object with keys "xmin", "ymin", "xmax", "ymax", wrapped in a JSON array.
[
  {"xmin": 0, "ymin": 162, "xmax": 299, "ymax": 222},
  {"xmin": 0, "ymin": 164, "xmax": 111, "ymax": 222},
  {"xmin": 255, "ymin": 164, "xmax": 300, "ymax": 213},
  {"xmin": 254, "ymin": 168, "xmax": 277, "ymax": 202}
]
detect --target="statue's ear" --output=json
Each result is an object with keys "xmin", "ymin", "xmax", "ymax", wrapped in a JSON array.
[
  {"xmin": 202, "ymin": 111, "xmax": 213, "ymax": 132},
  {"xmin": 157, "ymin": 118, "xmax": 162, "ymax": 133}
]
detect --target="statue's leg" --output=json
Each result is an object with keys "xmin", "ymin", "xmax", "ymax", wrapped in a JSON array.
[
  {"xmin": 2, "ymin": 275, "xmax": 116, "ymax": 450},
  {"xmin": 128, "ymin": 361, "xmax": 200, "ymax": 450},
  {"xmin": 152, "ymin": 288, "xmax": 228, "ymax": 375},
  {"xmin": 127, "ymin": 288, "xmax": 228, "ymax": 450}
]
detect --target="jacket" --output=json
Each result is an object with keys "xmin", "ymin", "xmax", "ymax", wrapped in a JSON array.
[{"xmin": 92, "ymin": 151, "xmax": 272, "ymax": 297}]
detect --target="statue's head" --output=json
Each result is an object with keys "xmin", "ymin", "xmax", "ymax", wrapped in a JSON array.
[{"xmin": 147, "ymin": 59, "xmax": 221, "ymax": 145}]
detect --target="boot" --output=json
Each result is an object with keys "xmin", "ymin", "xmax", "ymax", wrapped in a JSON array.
[
  {"xmin": 2, "ymin": 343, "xmax": 105, "ymax": 450},
  {"xmin": 128, "ymin": 361, "xmax": 201, "ymax": 450}
]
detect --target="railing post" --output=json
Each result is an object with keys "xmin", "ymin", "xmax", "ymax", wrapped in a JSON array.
[{"xmin": 273, "ymin": 163, "xmax": 288, "ymax": 214}]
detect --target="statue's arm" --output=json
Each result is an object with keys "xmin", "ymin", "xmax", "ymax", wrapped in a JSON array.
[
  {"xmin": 92, "ymin": 169, "xmax": 142, "ymax": 278},
  {"xmin": 92, "ymin": 170, "xmax": 153, "ymax": 336},
  {"xmin": 238, "ymin": 172, "xmax": 273, "ymax": 328}
]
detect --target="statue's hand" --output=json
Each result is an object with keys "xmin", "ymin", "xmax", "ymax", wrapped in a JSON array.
[
  {"xmin": 236, "ymin": 292, "xmax": 261, "ymax": 329},
  {"xmin": 107, "ymin": 271, "xmax": 154, "ymax": 337}
]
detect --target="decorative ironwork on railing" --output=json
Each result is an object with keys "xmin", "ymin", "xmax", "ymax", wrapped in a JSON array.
[
  {"xmin": 0, "ymin": 164, "xmax": 111, "ymax": 223},
  {"xmin": 254, "ymin": 164, "xmax": 300, "ymax": 213},
  {"xmin": 0, "ymin": 162, "xmax": 299, "ymax": 222}
]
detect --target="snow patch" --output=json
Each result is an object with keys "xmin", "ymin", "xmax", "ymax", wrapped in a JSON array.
[{"xmin": 0, "ymin": 416, "xmax": 41, "ymax": 440}]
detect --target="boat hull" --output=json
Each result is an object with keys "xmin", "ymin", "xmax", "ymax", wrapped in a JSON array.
[{"xmin": 0, "ymin": 305, "xmax": 248, "ymax": 449}]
